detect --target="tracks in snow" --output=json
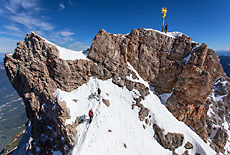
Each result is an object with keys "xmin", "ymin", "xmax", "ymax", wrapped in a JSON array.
[{"xmin": 73, "ymin": 77, "xmax": 102, "ymax": 155}]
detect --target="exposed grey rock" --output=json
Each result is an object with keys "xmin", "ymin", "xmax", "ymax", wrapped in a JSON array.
[
  {"xmin": 209, "ymin": 141, "xmax": 220, "ymax": 154},
  {"xmin": 102, "ymin": 99, "xmax": 110, "ymax": 107},
  {"xmin": 215, "ymin": 74, "xmax": 230, "ymax": 93},
  {"xmin": 138, "ymin": 107, "xmax": 149, "ymax": 121},
  {"xmin": 145, "ymin": 118, "xmax": 149, "ymax": 125},
  {"xmin": 206, "ymin": 75, "xmax": 230, "ymax": 153},
  {"xmin": 183, "ymin": 150, "xmax": 189, "ymax": 155},
  {"xmin": 153, "ymin": 124, "xmax": 184, "ymax": 151},
  {"xmin": 213, "ymin": 128, "xmax": 229, "ymax": 153},
  {"xmin": 172, "ymin": 150, "xmax": 179, "ymax": 155},
  {"xmin": 184, "ymin": 141, "xmax": 193, "ymax": 149}
]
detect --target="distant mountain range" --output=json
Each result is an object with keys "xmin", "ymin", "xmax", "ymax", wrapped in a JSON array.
[
  {"xmin": 216, "ymin": 50, "xmax": 230, "ymax": 56},
  {"xmin": 219, "ymin": 56, "xmax": 230, "ymax": 77},
  {"xmin": 214, "ymin": 51, "xmax": 230, "ymax": 77}
]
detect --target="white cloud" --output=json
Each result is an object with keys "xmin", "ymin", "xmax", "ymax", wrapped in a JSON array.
[
  {"xmin": 21, "ymin": 0, "xmax": 38, "ymax": 10},
  {"xmin": 4, "ymin": 0, "xmax": 39, "ymax": 13},
  {"xmin": 2, "ymin": 0, "xmax": 54, "ymax": 31},
  {"xmin": 4, "ymin": 25, "xmax": 21, "ymax": 32},
  {"xmin": 33, "ymin": 30, "xmax": 45, "ymax": 36},
  {"xmin": 69, "ymin": 0, "xmax": 75, "ymax": 7},
  {"xmin": 67, "ymin": 41, "xmax": 89, "ymax": 51},
  {"xmin": 47, "ymin": 31, "xmax": 73, "ymax": 45},
  {"xmin": 5, "ymin": 5, "xmax": 16, "ymax": 13},
  {"xmin": 59, "ymin": 31, "xmax": 74, "ymax": 37},
  {"xmin": 0, "ymin": 31, "xmax": 24, "ymax": 38},
  {"xmin": 0, "ymin": 37, "xmax": 19, "ymax": 53},
  {"xmin": 9, "ymin": 13, "xmax": 55, "ymax": 31},
  {"xmin": 59, "ymin": 3, "xmax": 65, "ymax": 10},
  {"xmin": 0, "ymin": 0, "xmax": 85, "ymax": 53}
]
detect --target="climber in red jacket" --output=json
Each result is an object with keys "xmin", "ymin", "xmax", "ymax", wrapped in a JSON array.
[{"xmin": 89, "ymin": 109, "xmax": 94, "ymax": 124}]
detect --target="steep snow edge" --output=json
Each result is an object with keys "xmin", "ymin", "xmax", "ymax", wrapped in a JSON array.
[
  {"xmin": 41, "ymin": 37, "xmax": 89, "ymax": 61},
  {"xmin": 53, "ymin": 65, "xmax": 215, "ymax": 155}
]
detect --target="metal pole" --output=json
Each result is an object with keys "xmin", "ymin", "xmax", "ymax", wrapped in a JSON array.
[{"xmin": 161, "ymin": 7, "xmax": 167, "ymax": 32}]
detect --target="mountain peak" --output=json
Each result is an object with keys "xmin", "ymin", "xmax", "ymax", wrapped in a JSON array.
[{"xmin": 4, "ymin": 29, "xmax": 229, "ymax": 154}]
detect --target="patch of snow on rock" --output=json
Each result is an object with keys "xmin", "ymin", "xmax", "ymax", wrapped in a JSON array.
[
  {"xmin": 158, "ymin": 92, "xmax": 172, "ymax": 106},
  {"xmin": 43, "ymin": 37, "xmax": 89, "ymax": 61},
  {"xmin": 126, "ymin": 62, "xmax": 149, "ymax": 87}
]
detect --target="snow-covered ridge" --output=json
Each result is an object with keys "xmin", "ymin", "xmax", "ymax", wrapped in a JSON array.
[
  {"xmin": 107, "ymin": 28, "xmax": 190, "ymax": 40},
  {"xmin": 41, "ymin": 28, "xmax": 197, "ymax": 63},
  {"xmin": 42, "ymin": 37, "xmax": 89, "ymax": 61},
  {"xmin": 53, "ymin": 62, "xmax": 215, "ymax": 155},
  {"xmin": 143, "ymin": 28, "xmax": 186, "ymax": 39}
]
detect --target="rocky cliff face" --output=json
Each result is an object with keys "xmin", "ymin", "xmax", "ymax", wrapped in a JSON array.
[{"xmin": 4, "ymin": 29, "xmax": 229, "ymax": 154}]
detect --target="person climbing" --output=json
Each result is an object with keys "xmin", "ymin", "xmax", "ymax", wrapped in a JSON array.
[
  {"xmin": 97, "ymin": 88, "xmax": 101, "ymax": 101},
  {"xmin": 89, "ymin": 109, "xmax": 94, "ymax": 124},
  {"xmin": 164, "ymin": 22, "xmax": 168, "ymax": 33},
  {"xmin": 97, "ymin": 88, "xmax": 101, "ymax": 96}
]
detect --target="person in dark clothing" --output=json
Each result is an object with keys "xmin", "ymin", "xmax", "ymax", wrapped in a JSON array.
[
  {"xmin": 164, "ymin": 22, "xmax": 168, "ymax": 33},
  {"xmin": 97, "ymin": 88, "xmax": 101, "ymax": 101},
  {"xmin": 97, "ymin": 88, "xmax": 101, "ymax": 96},
  {"xmin": 89, "ymin": 109, "xmax": 94, "ymax": 124}
]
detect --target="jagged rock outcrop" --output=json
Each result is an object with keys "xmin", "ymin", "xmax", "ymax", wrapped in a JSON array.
[
  {"xmin": 4, "ymin": 32, "xmax": 80, "ymax": 154},
  {"xmin": 153, "ymin": 124, "xmax": 184, "ymax": 151},
  {"xmin": 4, "ymin": 29, "xmax": 229, "ymax": 154},
  {"xmin": 4, "ymin": 31, "xmax": 149, "ymax": 154},
  {"xmin": 206, "ymin": 74, "xmax": 230, "ymax": 154}
]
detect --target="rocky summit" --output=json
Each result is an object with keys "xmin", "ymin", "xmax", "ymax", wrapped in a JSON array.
[{"xmin": 4, "ymin": 29, "xmax": 230, "ymax": 154}]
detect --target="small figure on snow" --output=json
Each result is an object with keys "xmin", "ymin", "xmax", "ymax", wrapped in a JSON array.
[
  {"xmin": 97, "ymin": 88, "xmax": 101, "ymax": 101},
  {"xmin": 89, "ymin": 109, "xmax": 94, "ymax": 124},
  {"xmin": 97, "ymin": 88, "xmax": 101, "ymax": 96},
  {"xmin": 164, "ymin": 22, "xmax": 168, "ymax": 33}
]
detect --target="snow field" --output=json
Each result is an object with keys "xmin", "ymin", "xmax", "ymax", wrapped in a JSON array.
[
  {"xmin": 55, "ymin": 77, "xmax": 171, "ymax": 155},
  {"xmin": 53, "ymin": 76, "xmax": 215, "ymax": 155}
]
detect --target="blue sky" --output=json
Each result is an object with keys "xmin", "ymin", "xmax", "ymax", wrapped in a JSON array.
[{"xmin": 0, "ymin": 0, "xmax": 229, "ymax": 56}]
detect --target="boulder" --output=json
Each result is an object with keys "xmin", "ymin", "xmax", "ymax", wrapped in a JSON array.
[
  {"xmin": 102, "ymin": 99, "xmax": 110, "ymax": 107},
  {"xmin": 184, "ymin": 141, "xmax": 193, "ymax": 149},
  {"xmin": 153, "ymin": 124, "xmax": 184, "ymax": 151}
]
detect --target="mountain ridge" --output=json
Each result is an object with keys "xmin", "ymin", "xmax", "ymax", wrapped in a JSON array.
[{"xmin": 4, "ymin": 29, "xmax": 230, "ymax": 154}]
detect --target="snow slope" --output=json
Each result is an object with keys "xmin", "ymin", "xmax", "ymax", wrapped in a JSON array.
[
  {"xmin": 42, "ymin": 38, "xmax": 88, "ymax": 61},
  {"xmin": 53, "ymin": 64, "xmax": 216, "ymax": 155}
]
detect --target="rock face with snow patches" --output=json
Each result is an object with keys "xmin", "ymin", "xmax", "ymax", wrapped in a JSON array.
[{"xmin": 4, "ymin": 29, "xmax": 230, "ymax": 154}]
